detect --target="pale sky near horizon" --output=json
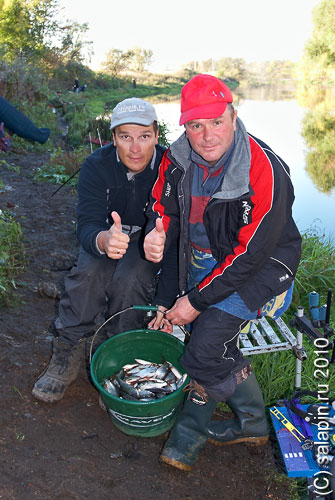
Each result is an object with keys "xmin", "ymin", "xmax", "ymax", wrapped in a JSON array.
[{"xmin": 59, "ymin": 0, "xmax": 320, "ymax": 73}]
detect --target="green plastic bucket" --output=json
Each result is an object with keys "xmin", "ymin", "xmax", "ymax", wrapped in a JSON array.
[{"xmin": 90, "ymin": 328, "xmax": 189, "ymax": 437}]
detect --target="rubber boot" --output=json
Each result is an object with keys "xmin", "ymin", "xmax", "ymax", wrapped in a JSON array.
[
  {"xmin": 32, "ymin": 337, "xmax": 86, "ymax": 403},
  {"xmin": 207, "ymin": 372, "xmax": 269, "ymax": 446},
  {"xmin": 160, "ymin": 383, "xmax": 217, "ymax": 471}
]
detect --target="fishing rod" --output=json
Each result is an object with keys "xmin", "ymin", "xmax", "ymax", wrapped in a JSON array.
[{"xmin": 50, "ymin": 167, "xmax": 81, "ymax": 197}]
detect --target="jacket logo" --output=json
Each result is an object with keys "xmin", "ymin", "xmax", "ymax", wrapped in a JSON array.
[
  {"xmin": 279, "ymin": 274, "xmax": 290, "ymax": 282},
  {"xmin": 165, "ymin": 182, "xmax": 171, "ymax": 197},
  {"xmin": 242, "ymin": 200, "xmax": 251, "ymax": 224}
]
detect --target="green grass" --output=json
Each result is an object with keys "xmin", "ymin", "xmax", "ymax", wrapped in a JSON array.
[
  {"xmin": 0, "ymin": 209, "xmax": 25, "ymax": 306},
  {"xmin": 82, "ymin": 77, "xmax": 183, "ymax": 117},
  {"xmin": 293, "ymin": 227, "xmax": 335, "ymax": 312}
]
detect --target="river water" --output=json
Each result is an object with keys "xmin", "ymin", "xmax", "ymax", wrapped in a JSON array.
[{"xmin": 154, "ymin": 99, "xmax": 334, "ymax": 239}]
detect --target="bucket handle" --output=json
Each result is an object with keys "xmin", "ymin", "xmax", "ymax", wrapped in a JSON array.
[{"xmin": 89, "ymin": 305, "xmax": 189, "ymax": 363}]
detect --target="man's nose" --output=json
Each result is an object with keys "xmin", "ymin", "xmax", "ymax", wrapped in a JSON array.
[
  {"xmin": 203, "ymin": 126, "xmax": 214, "ymax": 141},
  {"xmin": 130, "ymin": 140, "xmax": 141, "ymax": 152}
]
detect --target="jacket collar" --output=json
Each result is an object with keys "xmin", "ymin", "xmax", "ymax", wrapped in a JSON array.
[{"xmin": 168, "ymin": 117, "xmax": 251, "ymax": 200}]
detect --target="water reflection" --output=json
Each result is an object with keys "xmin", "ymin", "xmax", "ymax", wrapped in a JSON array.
[
  {"xmin": 235, "ymin": 85, "xmax": 295, "ymax": 102},
  {"xmin": 154, "ymin": 101, "xmax": 183, "ymax": 144},
  {"xmin": 298, "ymin": 88, "xmax": 335, "ymax": 196}
]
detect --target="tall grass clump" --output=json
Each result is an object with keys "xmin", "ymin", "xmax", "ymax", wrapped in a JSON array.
[
  {"xmin": 293, "ymin": 226, "xmax": 335, "ymax": 314},
  {"xmin": 0, "ymin": 209, "xmax": 25, "ymax": 306},
  {"xmin": 64, "ymin": 102, "xmax": 94, "ymax": 147}
]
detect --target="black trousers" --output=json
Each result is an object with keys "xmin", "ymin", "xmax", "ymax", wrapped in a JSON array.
[
  {"xmin": 54, "ymin": 231, "xmax": 160, "ymax": 345},
  {"xmin": 180, "ymin": 307, "xmax": 251, "ymax": 402}
]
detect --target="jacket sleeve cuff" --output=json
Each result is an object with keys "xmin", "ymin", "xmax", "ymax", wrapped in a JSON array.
[
  {"xmin": 95, "ymin": 231, "xmax": 105, "ymax": 255},
  {"xmin": 187, "ymin": 289, "xmax": 207, "ymax": 312}
]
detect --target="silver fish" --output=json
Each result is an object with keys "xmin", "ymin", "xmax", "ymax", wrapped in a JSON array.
[
  {"xmin": 153, "ymin": 362, "xmax": 170, "ymax": 380},
  {"xmin": 166, "ymin": 380, "xmax": 177, "ymax": 392},
  {"xmin": 134, "ymin": 358, "xmax": 155, "ymax": 365},
  {"xmin": 166, "ymin": 361, "xmax": 183, "ymax": 380},
  {"xmin": 101, "ymin": 358, "xmax": 188, "ymax": 402},
  {"xmin": 103, "ymin": 377, "xmax": 120, "ymax": 397},
  {"xmin": 125, "ymin": 366, "xmax": 158, "ymax": 379},
  {"xmin": 122, "ymin": 363, "xmax": 138, "ymax": 371},
  {"xmin": 116, "ymin": 374, "xmax": 140, "ymax": 398},
  {"xmin": 138, "ymin": 380, "xmax": 168, "ymax": 392},
  {"xmin": 176, "ymin": 373, "xmax": 188, "ymax": 389}
]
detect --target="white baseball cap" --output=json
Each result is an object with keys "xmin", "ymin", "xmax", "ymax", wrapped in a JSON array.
[{"xmin": 110, "ymin": 97, "xmax": 157, "ymax": 130}]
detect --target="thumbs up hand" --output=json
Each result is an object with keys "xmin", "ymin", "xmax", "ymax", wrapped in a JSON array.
[
  {"xmin": 97, "ymin": 211, "xmax": 130, "ymax": 259},
  {"xmin": 144, "ymin": 217, "xmax": 166, "ymax": 263},
  {"xmin": 110, "ymin": 211, "xmax": 122, "ymax": 232}
]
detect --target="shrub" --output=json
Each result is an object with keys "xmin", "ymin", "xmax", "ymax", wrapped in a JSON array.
[{"xmin": 0, "ymin": 57, "xmax": 49, "ymax": 103}]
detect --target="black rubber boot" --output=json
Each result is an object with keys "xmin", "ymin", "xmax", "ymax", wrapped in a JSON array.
[
  {"xmin": 160, "ymin": 383, "xmax": 217, "ymax": 471},
  {"xmin": 207, "ymin": 372, "xmax": 269, "ymax": 446},
  {"xmin": 32, "ymin": 338, "xmax": 86, "ymax": 403}
]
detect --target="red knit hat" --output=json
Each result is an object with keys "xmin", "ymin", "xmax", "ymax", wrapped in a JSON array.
[{"xmin": 179, "ymin": 74, "xmax": 233, "ymax": 126}]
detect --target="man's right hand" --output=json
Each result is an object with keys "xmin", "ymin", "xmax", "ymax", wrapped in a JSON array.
[
  {"xmin": 97, "ymin": 211, "xmax": 130, "ymax": 259},
  {"xmin": 144, "ymin": 218, "xmax": 166, "ymax": 263}
]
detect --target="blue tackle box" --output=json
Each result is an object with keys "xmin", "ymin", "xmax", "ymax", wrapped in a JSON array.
[{"xmin": 270, "ymin": 404, "xmax": 334, "ymax": 478}]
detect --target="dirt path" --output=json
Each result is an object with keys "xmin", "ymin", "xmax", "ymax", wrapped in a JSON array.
[{"xmin": 0, "ymin": 150, "xmax": 293, "ymax": 500}]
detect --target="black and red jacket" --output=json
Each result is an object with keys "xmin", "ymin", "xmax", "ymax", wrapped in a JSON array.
[{"xmin": 146, "ymin": 117, "xmax": 302, "ymax": 313}]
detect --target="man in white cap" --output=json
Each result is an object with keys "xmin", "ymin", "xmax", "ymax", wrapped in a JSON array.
[{"xmin": 32, "ymin": 98, "xmax": 177, "ymax": 403}]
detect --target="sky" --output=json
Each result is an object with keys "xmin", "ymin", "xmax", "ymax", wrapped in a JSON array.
[{"xmin": 58, "ymin": 0, "xmax": 320, "ymax": 73}]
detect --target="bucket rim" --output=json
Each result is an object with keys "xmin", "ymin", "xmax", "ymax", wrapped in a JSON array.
[
  {"xmin": 90, "ymin": 328, "xmax": 185, "ymax": 365},
  {"xmin": 90, "ymin": 328, "xmax": 189, "ymax": 405}
]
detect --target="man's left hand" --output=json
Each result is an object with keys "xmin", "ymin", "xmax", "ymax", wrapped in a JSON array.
[
  {"xmin": 148, "ymin": 306, "xmax": 173, "ymax": 333},
  {"xmin": 144, "ymin": 218, "xmax": 166, "ymax": 263},
  {"xmin": 165, "ymin": 295, "xmax": 200, "ymax": 325}
]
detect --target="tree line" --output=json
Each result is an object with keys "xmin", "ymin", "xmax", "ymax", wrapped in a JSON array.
[
  {"xmin": 1, "ymin": 0, "xmax": 334, "ymax": 106},
  {"xmin": 0, "ymin": 0, "xmax": 303, "ymax": 96}
]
